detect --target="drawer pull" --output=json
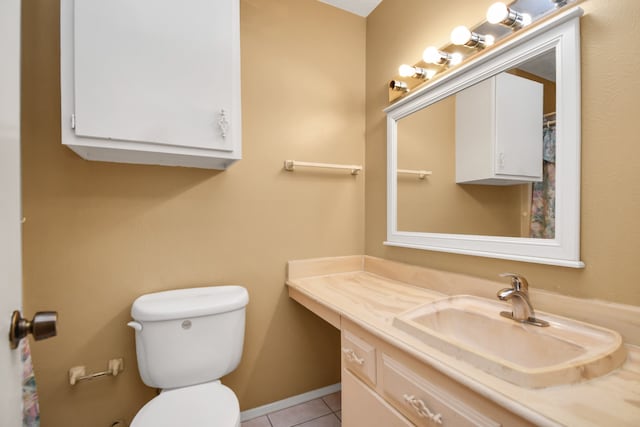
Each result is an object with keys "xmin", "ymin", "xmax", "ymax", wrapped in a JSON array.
[
  {"xmin": 342, "ymin": 348, "xmax": 365, "ymax": 366},
  {"xmin": 403, "ymin": 394, "xmax": 443, "ymax": 425}
]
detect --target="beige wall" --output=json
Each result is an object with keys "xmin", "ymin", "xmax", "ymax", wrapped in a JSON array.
[
  {"xmin": 396, "ymin": 96, "xmax": 523, "ymax": 236},
  {"xmin": 366, "ymin": 0, "xmax": 640, "ymax": 304},
  {"xmin": 21, "ymin": 1, "xmax": 364, "ymax": 426}
]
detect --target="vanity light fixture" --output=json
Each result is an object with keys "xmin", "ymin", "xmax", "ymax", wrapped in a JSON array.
[
  {"xmin": 422, "ymin": 47, "xmax": 463, "ymax": 66},
  {"xmin": 450, "ymin": 25, "xmax": 495, "ymax": 48},
  {"xmin": 389, "ymin": 80, "xmax": 409, "ymax": 92},
  {"xmin": 387, "ymin": 0, "xmax": 574, "ymax": 103},
  {"xmin": 486, "ymin": 2, "xmax": 532, "ymax": 28},
  {"xmin": 398, "ymin": 64, "xmax": 436, "ymax": 80}
]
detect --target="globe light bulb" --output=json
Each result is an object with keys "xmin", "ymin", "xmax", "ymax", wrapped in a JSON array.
[
  {"xmin": 451, "ymin": 26, "xmax": 472, "ymax": 45},
  {"xmin": 423, "ymin": 47, "xmax": 462, "ymax": 67},
  {"xmin": 398, "ymin": 64, "xmax": 416, "ymax": 77},
  {"xmin": 422, "ymin": 46, "xmax": 442, "ymax": 64},
  {"xmin": 450, "ymin": 53, "xmax": 463, "ymax": 66},
  {"xmin": 487, "ymin": 2, "xmax": 532, "ymax": 28},
  {"xmin": 485, "ymin": 35, "xmax": 495, "ymax": 46},
  {"xmin": 486, "ymin": 2, "xmax": 508, "ymax": 24},
  {"xmin": 398, "ymin": 64, "xmax": 435, "ymax": 80},
  {"xmin": 451, "ymin": 25, "xmax": 493, "ymax": 48}
]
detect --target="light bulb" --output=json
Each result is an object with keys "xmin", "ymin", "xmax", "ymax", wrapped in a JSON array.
[
  {"xmin": 398, "ymin": 64, "xmax": 435, "ymax": 80},
  {"xmin": 423, "ymin": 47, "xmax": 461, "ymax": 67},
  {"xmin": 451, "ymin": 26, "xmax": 472, "ymax": 45},
  {"xmin": 398, "ymin": 64, "xmax": 416, "ymax": 77},
  {"xmin": 422, "ymin": 46, "xmax": 442, "ymax": 64},
  {"xmin": 451, "ymin": 26, "xmax": 493, "ymax": 48},
  {"xmin": 487, "ymin": 2, "xmax": 532, "ymax": 28},
  {"xmin": 485, "ymin": 35, "xmax": 495, "ymax": 46},
  {"xmin": 486, "ymin": 2, "xmax": 508, "ymax": 24},
  {"xmin": 450, "ymin": 53, "xmax": 463, "ymax": 65}
]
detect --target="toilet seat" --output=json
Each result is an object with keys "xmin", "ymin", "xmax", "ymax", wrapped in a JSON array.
[{"xmin": 130, "ymin": 381, "xmax": 240, "ymax": 427}]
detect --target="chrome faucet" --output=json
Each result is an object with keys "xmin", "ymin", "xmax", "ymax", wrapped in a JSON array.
[{"xmin": 497, "ymin": 273, "xmax": 548, "ymax": 327}]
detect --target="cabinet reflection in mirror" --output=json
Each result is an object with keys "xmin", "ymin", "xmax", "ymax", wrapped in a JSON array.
[
  {"xmin": 398, "ymin": 52, "xmax": 555, "ymax": 239},
  {"xmin": 385, "ymin": 9, "xmax": 583, "ymax": 267}
]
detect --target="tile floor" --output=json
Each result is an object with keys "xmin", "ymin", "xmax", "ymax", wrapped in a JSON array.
[{"xmin": 242, "ymin": 391, "xmax": 341, "ymax": 427}]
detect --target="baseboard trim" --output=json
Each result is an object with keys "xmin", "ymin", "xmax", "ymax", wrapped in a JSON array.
[{"xmin": 240, "ymin": 383, "xmax": 341, "ymax": 422}]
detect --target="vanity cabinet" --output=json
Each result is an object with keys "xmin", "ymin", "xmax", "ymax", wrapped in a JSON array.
[
  {"xmin": 341, "ymin": 319, "xmax": 534, "ymax": 427},
  {"xmin": 60, "ymin": 0, "xmax": 241, "ymax": 169},
  {"xmin": 455, "ymin": 72, "xmax": 542, "ymax": 185},
  {"xmin": 342, "ymin": 369, "xmax": 413, "ymax": 427}
]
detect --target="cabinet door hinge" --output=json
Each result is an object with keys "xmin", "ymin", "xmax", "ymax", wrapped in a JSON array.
[{"xmin": 70, "ymin": 114, "xmax": 76, "ymax": 129}]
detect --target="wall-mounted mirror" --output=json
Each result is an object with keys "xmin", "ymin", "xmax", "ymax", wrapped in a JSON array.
[{"xmin": 385, "ymin": 8, "xmax": 583, "ymax": 268}]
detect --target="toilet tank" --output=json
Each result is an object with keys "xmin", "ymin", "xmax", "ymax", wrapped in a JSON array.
[{"xmin": 129, "ymin": 286, "xmax": 249, "ymax": 389}]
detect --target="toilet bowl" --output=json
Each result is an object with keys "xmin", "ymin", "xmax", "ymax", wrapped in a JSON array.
[
  {"xmin": 127, "ymin": 285, "xmax": 249, "ymax": 427},
  {"xmin": 131, "ymin": 381, "xmax": 240, "ymax": 427}
]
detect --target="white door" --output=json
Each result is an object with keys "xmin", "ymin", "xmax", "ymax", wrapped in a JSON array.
[{"xmin": 1, "ymin": 0, "xmax": 24, "ymax": 425}]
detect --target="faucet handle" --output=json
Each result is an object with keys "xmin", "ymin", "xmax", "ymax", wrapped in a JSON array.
[{"xmin": 499, "ymin": 273, "xmax": 529, "ymax": 292}]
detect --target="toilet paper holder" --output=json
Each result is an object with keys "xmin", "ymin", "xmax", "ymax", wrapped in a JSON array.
[{"xmin": 69, "ymin": 358, "xmax": 124, "ymax": 385}]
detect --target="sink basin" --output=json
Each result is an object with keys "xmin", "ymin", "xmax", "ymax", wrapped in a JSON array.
[{"xmin": 392, "ymin": 295, "xmax": 626, "ymax": 388}]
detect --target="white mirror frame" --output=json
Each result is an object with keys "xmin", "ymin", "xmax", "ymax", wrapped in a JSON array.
[{"xmin": 385, "ymin": 8, "xmax": 584, "ymax": 268}]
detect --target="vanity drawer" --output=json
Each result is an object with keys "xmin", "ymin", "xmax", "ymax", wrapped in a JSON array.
[
  {"xmin": 381, "ymin": 354, "xmax": 500, "ymax": 427},
  {"xmin": 341, "ymin": 329, "xmax": 377, "ymax": 387}
]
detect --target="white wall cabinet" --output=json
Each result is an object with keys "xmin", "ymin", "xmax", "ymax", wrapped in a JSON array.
[
  {"xmin": 60, "ymin": 0, "xmax": 241, "ymax": 169},
  {"xmin": 455, "ymin": 72, "xmax": 542, "ymax": 185}
]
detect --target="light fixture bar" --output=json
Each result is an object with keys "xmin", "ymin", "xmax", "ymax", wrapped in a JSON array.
[{"xmin": 388, "ymin": 0, "xmax": 568, "ymax": 101}]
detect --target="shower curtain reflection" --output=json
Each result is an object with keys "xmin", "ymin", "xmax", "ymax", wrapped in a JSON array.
[{"xmin": 530, "ymin": 125, "xmax": 556, "ymax": 238}]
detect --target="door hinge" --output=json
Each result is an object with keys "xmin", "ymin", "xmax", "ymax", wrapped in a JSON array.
[{"xmin": 70, "ymin": 114, "xmax": 76, "ymax": 129}]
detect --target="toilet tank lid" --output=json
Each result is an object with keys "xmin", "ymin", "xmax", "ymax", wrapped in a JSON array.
[{"xmin": 131, "ymin": 286, "xmax": 249, "ymax": 321}]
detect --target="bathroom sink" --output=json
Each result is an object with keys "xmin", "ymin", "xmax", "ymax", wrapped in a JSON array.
[{"xmin": 392, "ymin": 295, "xmax": 626, "ymax": 388}]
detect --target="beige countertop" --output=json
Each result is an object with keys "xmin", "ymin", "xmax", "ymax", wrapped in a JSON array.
[{"xmin": 286, "ymin": 255, "xmax": 640, "ymax": 427}]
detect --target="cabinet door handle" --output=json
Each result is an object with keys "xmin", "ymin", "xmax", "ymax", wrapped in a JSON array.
[
  {"xmin": 341, "ymin": 348, "xmax": 365, "ymax": 366},
  {"xmin": 403, "ymin": 394, "xmax": 443, "ymax": 425},
  {"xmin": 218, "ymin": 109, "xmax": 229, "ymax": 138}
]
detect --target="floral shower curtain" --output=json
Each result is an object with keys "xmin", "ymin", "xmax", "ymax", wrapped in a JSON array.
[
  {"xmin": 22, "ymin": 339, "xmax": 40, "ymax": 427},
  {"xmin": 530, "ymin": 125, "xmax": 556, "ymax": 238}
]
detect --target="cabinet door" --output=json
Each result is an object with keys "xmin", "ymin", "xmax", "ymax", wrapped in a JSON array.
[
  {"xmin": 73, "ymin": 0, "xmax": 237, "ymax": 151},
  {"xmin": 342, "ymin": 369, "xmax": 413, "ymax": 427},
  {"xmin": 456, "ymin": 72, "xmax": 542, "ymax": 184},
  {"xmin": 494, "ymin": 73, "xmax": 543, "ymax": 179}
]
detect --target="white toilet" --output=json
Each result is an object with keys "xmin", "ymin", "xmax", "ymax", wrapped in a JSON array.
[{"xmin": 127, "ymin": 285, "xmax": 249, "ymax": 427}]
